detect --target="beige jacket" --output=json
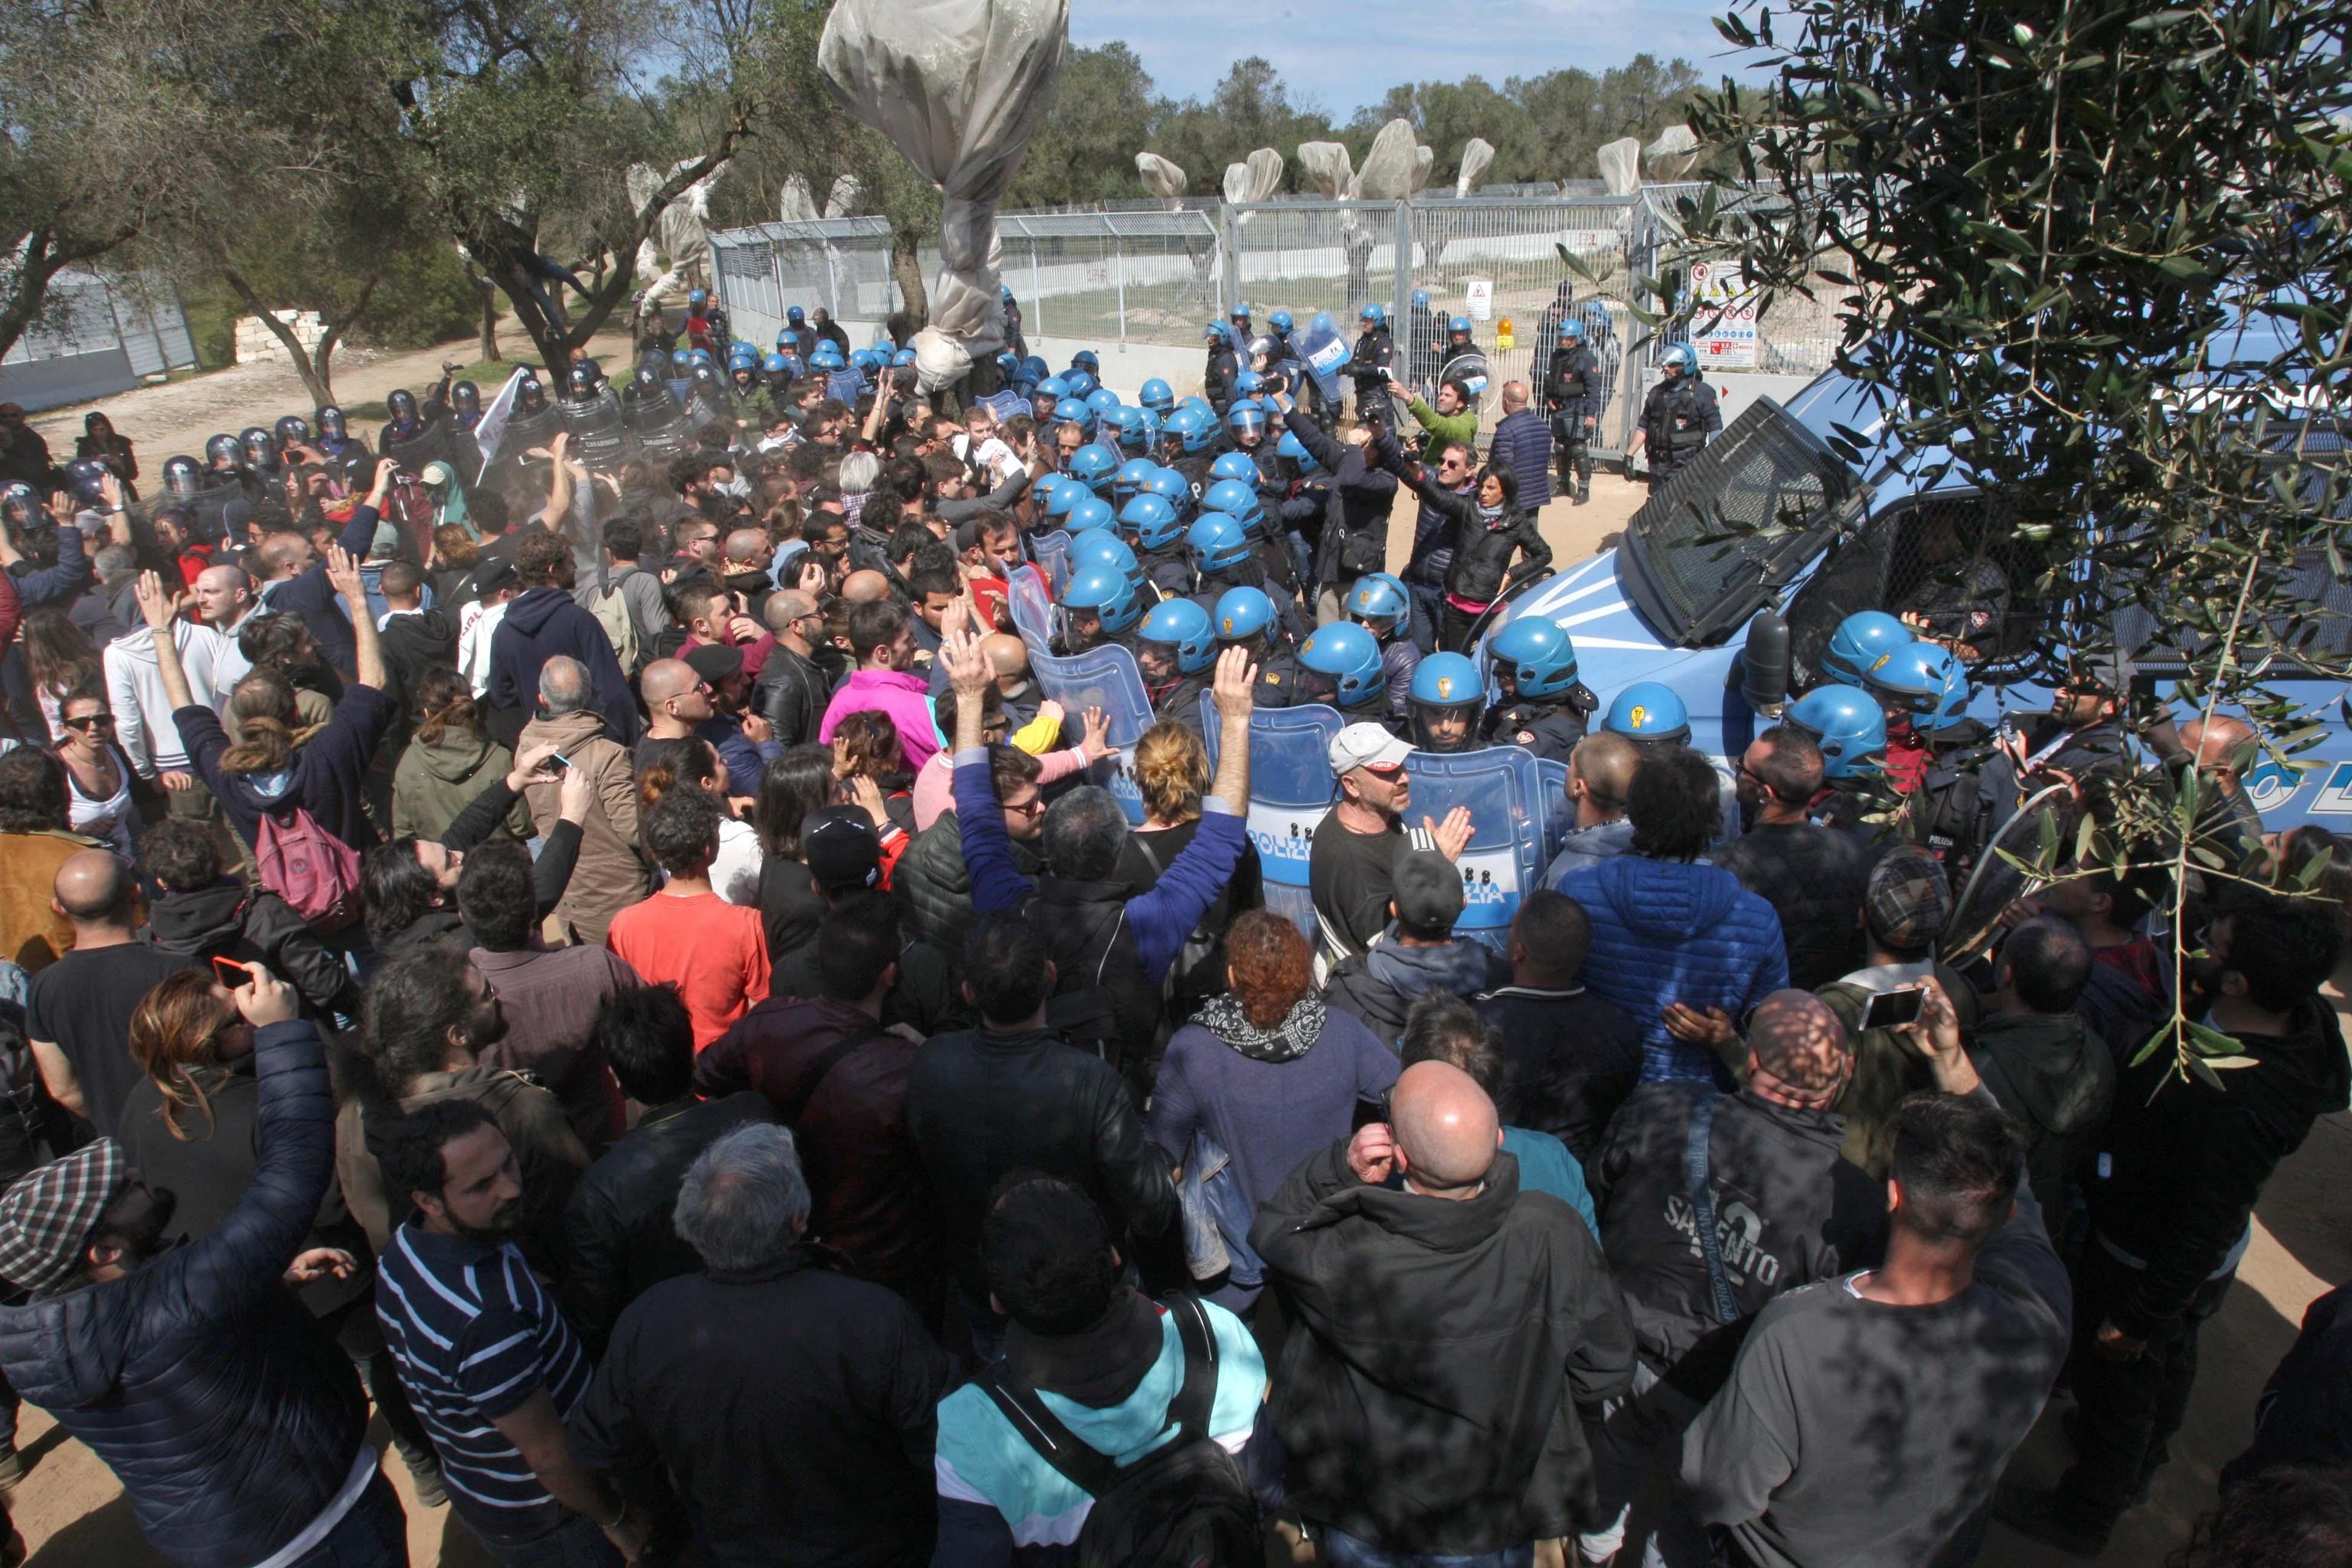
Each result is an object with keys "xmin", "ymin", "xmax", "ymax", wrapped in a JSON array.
[{"xmin": 516, "ymin": 708, "xmax": 644, "ymax": 946}]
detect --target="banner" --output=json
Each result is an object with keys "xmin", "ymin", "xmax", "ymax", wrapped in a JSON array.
[{"xmin": 469, "ymin": 368, "xmax": 536, "ymax": 476}]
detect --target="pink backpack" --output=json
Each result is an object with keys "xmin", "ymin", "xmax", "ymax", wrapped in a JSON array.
[{"xmin": 253, "ymin": 805, "xmax": 363, "ymax": 934}]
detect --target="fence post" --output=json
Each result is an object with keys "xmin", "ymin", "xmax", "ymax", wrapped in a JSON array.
[
  {"xmin": 1220, "ymin": 202, "xmax": 1240, "ymax": 312},
  {"xmin": 1391, "ymin": 201, "xmax": 1413, "ymax": 322},
  {"xmin": 1110, "ymin": 217, "xmax": 1128, "ymax": 347},
  {"xmin": 1030, "ymin": 241, "xmax": 1044, "ymax": 340}
]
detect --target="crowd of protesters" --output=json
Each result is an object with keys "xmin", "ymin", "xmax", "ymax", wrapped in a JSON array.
[{"xmin": 0, "ymin": 283, "xmax": 2339, "ymax": 1568}]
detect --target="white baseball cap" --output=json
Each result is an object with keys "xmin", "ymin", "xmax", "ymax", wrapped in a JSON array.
[{"xmin": 1328, "ymin": 723, "xmax": 1413, "ymax": 776}]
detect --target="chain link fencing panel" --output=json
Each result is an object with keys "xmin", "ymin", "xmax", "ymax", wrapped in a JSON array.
[
  {"xmin": 1225, "ymin": 201, "xmax": 1403, "ymax": 344},
  {"xmin": 995, "ymin": 211, "xmax": 1223, "ymax": 351}
]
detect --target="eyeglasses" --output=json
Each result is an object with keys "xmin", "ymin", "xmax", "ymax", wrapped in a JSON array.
[
  {"xmin": 62, "ymin": 714, "xmax": 113, "ymax": 730},
  {"xmin": 1004, "ymin": 792, "xmax": 1045, "ymax": 818}
]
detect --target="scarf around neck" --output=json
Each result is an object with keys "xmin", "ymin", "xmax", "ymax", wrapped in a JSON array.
[{"xmin": 1196, "ymin": 992, "xmax": 1327, "ymax": 1063}]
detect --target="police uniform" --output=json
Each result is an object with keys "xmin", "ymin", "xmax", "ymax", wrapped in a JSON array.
[
  {"xmin": 1140, "ymin": 548, "xmax": 1196, "ymax": 600},
  {"xmin": 1251, "ymin": 646, "xmax": 1302, "ymax": 707},
  {"xmin": 1544, "ymin": 345, "xmax": 1602, "ymax": 499},
  {"xmin": 1148, "ymin": 674, "xmax": 1210, "ymax": 734},
  {"xmin": 1638, "ymin": 373, "xmax": 1722, "ymax": 485},
  {"xmin": 1481, "ymin": 697, "xmax": 1591, "ymax": 763},
  {"xmin": 1905, "ymin": 730, "xmax": 1998, "ymax": 882},
  {"xmin": 1204, "ymin": 345, "xmax": 1239, "ymax": 414}
]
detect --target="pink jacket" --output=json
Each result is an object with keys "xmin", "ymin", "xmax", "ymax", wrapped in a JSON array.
[
  {"xmin": 818, "ymin": 668, "xmax": 942, "ymax": 773},
  {"xmin": 910, "ymin": 745, "xmax": 1091, "ymax": 833}
]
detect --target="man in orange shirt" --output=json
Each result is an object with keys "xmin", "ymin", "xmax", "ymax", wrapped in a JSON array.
[{"xmin": 606, "ymin": 787, "xmax": 769, "ymax": 1050}]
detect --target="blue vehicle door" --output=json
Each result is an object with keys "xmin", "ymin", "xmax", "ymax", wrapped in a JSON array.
[
  {"xmin": 1029, "ymin": 642, "xmax": 1155, "ymax": 824},
  {"xmin": 1205, "ymin": 704, "xmax": 1342, "ymax": 944},
  {"xmin": 1401, "ymin": 748, "xmax": 1548, "ymax": 951}
]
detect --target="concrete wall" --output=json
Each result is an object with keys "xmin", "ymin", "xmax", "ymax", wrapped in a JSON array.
[{"xmin": 233, "ymin": 311, "xmax": 327, "ymax": 366}]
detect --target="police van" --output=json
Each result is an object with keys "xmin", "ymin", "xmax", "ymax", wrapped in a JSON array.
[{"xmin": 1491, "ymin": 347, "xmax": 2352, "ymax": 833}]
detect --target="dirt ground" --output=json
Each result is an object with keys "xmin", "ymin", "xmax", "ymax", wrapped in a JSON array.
[
  {"xmin": 24, "ymin": 329, "xmax": 636, "ymax": 475},
  {"xmin": 1, "ymin": 391, "xmax": 2334, "ymax": 1566}
]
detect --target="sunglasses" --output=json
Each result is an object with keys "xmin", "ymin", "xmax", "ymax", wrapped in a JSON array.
[
  {"xmin": 1004, "ymin": 792, "xmax": 1045, "ymax": 818},
  {"xmin": 62, "ymin": 714, "xmax": 113, "ymax": 730}
]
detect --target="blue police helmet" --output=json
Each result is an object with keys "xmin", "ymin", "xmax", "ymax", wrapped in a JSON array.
[
  {"xmin": 1215, "ymin": 586, "xmax": 1276, "ymax": 645},
  {"xmin": 727, "ymin": 345, "xmax": 757, "ymax": 370},
  {"xmin": 1140, "ymin": 598, "xmax": 1217, "ymax": 675},
  {"xmin": 810, "ymin": 344, "xmax": 844, "ymax": 370},
  {"xmin": 1066, "ymin": 495, "xmax": 1117, "ymax": 536},
  {"xmin": 1487, "ymin": 615, "xmax": 1582, "ymax": 700},
  {"xmin": 1187, "ymin": 511, "xmax": 1255, "ymax": 573},
  {"xmin": 1060, "ymin": 564, "xmax": 1141, "ymax": 635},
  {"xmin": 1603, "ymin": 681, "xmax": 1691, "ymax": 743},
  {"xmin": 892, "ymin": 348, "xmax": 917, "ymax": 368},
  {"xmin": 1786, "ymin": 685, "xmax": 1889, "ymax": 779},
  {"xmin": 1360, "ymin": 302, "xmax": 1387, "ymax": 326},
  {"xmin": 1020, "ymin": 356, "xmax": 1050, "ymax": 384},
  {"xmin": 1070, "ymin": 350, "xmax": 1101, "ymax": 374},
  {"xmin": 1167, "ymin": 406, "xmax": 1217, "ymax": 453},
  {"xmin": 1209, "ymin": 452, "xmax": 1259, "ymax": 485},
  {"xmin": 1276, "ymin": 431, "xmax": 1320, "ymax": 474},
  {"xmin": 1054, "ymin": 398, "xmax": 1096, "ymax": 434},
  {"xmin": 1037, "ymin": 474, "xmax": 1081, "ymax": 519},
  {"xmin": 1227, "ymin": 400, "xmax": 1267, "ymax": 437},
  {"xmin": 1863, "ymin": 641, "xmax": 1968, "ymax": 725},
  {"xmin": 1557, "ymin": 318, "xmax": 1584, "ymax": 340},
  {"xmin": 688, "ymin": 348, "xmax": 715, "ymax": 367},
  {"xmin": 1229, "ymin": 302, "xmax": 1252, "ymax": 321},
  {"xmin": 1000, "ymin": 284, "xmax": 1015, "ymax": 303},
  {"xmin": 1345, "ymin": 573, "xmax": 1411, "ymax": 628},
  {"xmin": 849, "ymin": 348, "xmax": 880, "ymax": 373},
  {"xmin": 1233, "ymin": 371, "xmax": 1264, "ymax": 403},
  {"xmin": 1111, "ymin": 408, "xmax": 1152, "ymax": 456},
  {"xmin": 1449, "ymin": 315, "xmax": 1472, "ymax": 334},
  {"xmin": 1119, "ymin": 492, "xmax": 1186, "ymax": 552},
  {"xmin": 1200, "ymin": 477, "xmax": 1266, "ymax": 536},
  {"xmin": 786, "ymin": 305, "xmax": 806, "ymax": 324},
  {"xmin": 1138, "ymin": 378, "xmax": 1175, "ymax": 415},
  {"xmin": 1204, "ymin": 320, "xmax": 1231, "ymax": 345},
  {"xmin": 1067, "ymin": 443, "xmax": 1121, "ymax": 494},
  {"xmin": 1411, "ymin": 289, "xmax": 1430, "ymax": 309},
  {"xmin": 1113, "ymin": 457, "xmax": 1157, "ymax": 501},
  {"xmin": 1140, "ymin": 466, "xmax": 1192, "ymax": 511},
  {"xmin": 1298, "ymin": 622, "xmax": 1386, "ymax": 709},
  {"xmin": 1084, "ymin": 387, "xmax": 1121, "ymax": 417},
  {"xmin": 1269, "ymin": 309, "xmax": 1294, "ymax": 335},
  {"xmin": 1411, "ymin": 652, "xmax": 1484, "ymax": 710},
  {"xmin": 775, "ymin": 329, "xmax": 795, "ymax": 350},
  {"xmin": 759, "ymin": 353, "xmax": 787, "ymax": 375},
  {"xmin": 1662, "ymin": 342, "xmax": 1699, "ymax": 374},
  {"xmin": 1070, "ymin": 531, "xmax": 1144, "ymax": 590},
  {"xmin": 688, "ymin": 289, "xmax": 707, "ymax": 307},
  {"xmin": 1064, "ymin": 369, "xmax": 1101, "ymax": 400},
  {"xmin": 1036, "ymin": 375, "xmax": 1072, "ymax": 404},
  {"xmin": 671, "ymin": 348, "xmax": 693, "ymax": 369},
  {"xmin": 1821, "ymin": 609, "xmax": 1916, "ymax": 688}
]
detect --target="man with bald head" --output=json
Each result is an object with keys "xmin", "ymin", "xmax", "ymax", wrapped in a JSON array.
[
  {"xmin": 979, "ymin": 632, "xmax": 1040, "ymax": 730},
  {"xmin": 1253, "ymin": 1058, "xmax": 1635, "ymax": 1563},
  {"xmin": 1577, "ymin": 989, "xmax": 1886, "ymax": 1564},
  {"xmin": 751, "ymin": 589, "xmax": 833, "ymax": 748},
  {"xmin": 192, "ymin": 564, "xmax": 260, "ymax": 649},
  {"xmin": 28, "ymin": 851, "xmax": 198, "ymax": 1136},
  {"xmin": 2173, "ymin": 710, "xmax": 2266, "ymax": 865},
  {"xmin": 838, "ymin": 568, "xmax": 892, "ymax": 606},
  {"xmin": 640, "ymin": 657, "xmax": 716, "ymax": 745},
  {"xmin": 518, "ymin": 655, "xmax": 645, "ymax": 946}
]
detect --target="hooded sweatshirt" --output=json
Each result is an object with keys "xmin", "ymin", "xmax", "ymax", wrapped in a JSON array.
[
  {"xmin": 1324, "ymin": 926, "xmax": 1510, "ymax": 1047},
  {"xmin": 485, "ymin": 585, "xmax": 640, "ymax": 750},
  {"xmin": 1561, "ymin": 854, "xmax": 1790, "ymax": 1083},
  {"xmin": 103, "ymin": 618, "xmax": 236, "ymax": 777},
  {"xmin": 144, "ymin": 880, "xmax": 357, "ymax": 1016},
  {"xmin": 390, "ymin": 730, "xmax": 530, "ymax": 844},
  {"xmin": 1972, "ymin": 1011, "xmax": 2118, "ymax": 1228}
]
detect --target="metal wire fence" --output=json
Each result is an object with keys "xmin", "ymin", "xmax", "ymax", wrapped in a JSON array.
[{"xmin": 709, "ymin": 192, "xmax": 1847, "ymax": 461}]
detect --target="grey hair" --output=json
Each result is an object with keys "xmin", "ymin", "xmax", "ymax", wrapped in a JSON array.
[
  {"xmin": 1040, "ymin": 785, "xmax": 1129, "ymax": 882},
  {"xmin": 836, "ymin": 450, "xmax": 881, "ymax": 497},
  {"xmin": 673, "ymin": 1123, "xmax": 811, "ymax": 1272},
  {"xmin": 93, "ymin": 544, "xmax": 138, "ymax": 585},
  {"xmin": 538, "ymin": 655, "xmax": 591, "ymax": 716}
]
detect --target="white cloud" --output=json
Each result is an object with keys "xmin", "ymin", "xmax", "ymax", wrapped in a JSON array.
[{"xmin": 1070, "ymin": 0, "xmax": 1737, "ymax": 109}]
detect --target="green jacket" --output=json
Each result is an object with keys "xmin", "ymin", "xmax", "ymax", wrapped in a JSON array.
[
  {"xmin": 391, "ymin": 732, "xmax": 531, "ymax": 844},
  {"xmin": 1406, "ymin": 397, "xmax": 1478, "ymax": 463}
]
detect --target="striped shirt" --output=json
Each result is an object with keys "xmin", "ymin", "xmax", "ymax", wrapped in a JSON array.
[{"xmin": 375, "ymin": 1220, "xmax": 592, "ymax": 1530}]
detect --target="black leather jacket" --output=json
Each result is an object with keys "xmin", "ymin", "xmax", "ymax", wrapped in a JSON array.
[{"xmin": 903, "ymin": 1025, "xmax": 1175, "ymax": 1298}]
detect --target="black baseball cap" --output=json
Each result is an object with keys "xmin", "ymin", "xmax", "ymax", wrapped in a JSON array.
[{"xmin": 802, "ymin": 804, "xmax": 881, "ymax": 893}]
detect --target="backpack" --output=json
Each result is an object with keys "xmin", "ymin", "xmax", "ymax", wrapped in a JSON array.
[
  {"xmin": 586, "ymin": 571, "xmax": 642, "ymax": 675},
  {"xmin": 982, "ymin": 1294, "xmax": 1260, "ymax": 1568},
  {"xmin": 253, "ymin": 804, "xmax": 363, "ymax": 935}
]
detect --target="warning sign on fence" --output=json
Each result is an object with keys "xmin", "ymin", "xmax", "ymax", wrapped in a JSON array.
[{"xmin": 1690, "ymin": 260, "xmax": 1759, "ymax": 370}]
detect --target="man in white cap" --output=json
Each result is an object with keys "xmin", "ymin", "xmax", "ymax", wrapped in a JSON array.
[{"xmin": 1309, "ymin": 722, "xmax": 1474, "ymax": 963}]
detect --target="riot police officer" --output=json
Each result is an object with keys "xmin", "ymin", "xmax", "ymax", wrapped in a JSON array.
[
  {"xmin": 1120, "ymin": 493, "xmax": 1196, "ymax": 599},
  {"xmin": 1440, "ymin": 315, "xmax": 1481, "ymax": 375},
  {"xmin": 1820, "ymin": 609, "xmax": 1916, "ymax": 686},
  {"xmin": 1057, "ymin": 563, "xmax": 1142, "ymax": 657},
  {"xmin": 450, "ymin": 381, "xmax": 485, "ymax": 431},
  {"xmin": 1137, "ymin": 599, "xmax": 1217, "ymax": 733},
  {"xmin": 1407, "ymin": 652, "xmax": 1487, "ymax": 753},
  {"xmin": 1785, "ymin": 684, "xmax": 1893, "ymax": 835},
  {"xmin": 1203, "ymin": 322, "xmax": 1240, "ymax": 415},
  {"xmin": 1481, "ymin": 614, "xmax": 1599, "ymax": 760},
  {"xmin": 1295, "ymin": 621, "xmax": 1392, "ymax": 723},
  {"xmin": 1199, "ymin": 477, "xmax": 1297, "ymax": 600},
  {"xmin": 1859, "ymin": 639, "xmax": 1965, "ymax": 796},
  {"xmin": 1186, "ymin": 513, "xmax": 1298, "ymax": 639},
  {"xmin": 1348, "ymin": 303, "xmax": 1394, "ymax": 420},
  {"xmin": 1214, "ymin": 585, "xmax": 1299, "ymax": 707},
  {"xmin": 238, "ymin": 426, "xmax": 280, "ymax": 488},
  {"xmin": 1342, "ymin": 573, "xmax": 1423, "ymax": 721},
  {"xmin": 1634, "ymin": 343, "xmax": 1720, "ymax": 486},
  {"xmin": 379, "ymin": 390, "xmax": 427, "ymax": 457},
  {"xmin": 1544, "ymin": 318, "xmax": 1601, "ymax": 505},
  {"xmin": 313, "ymin": 407, "xmax": 355, "ymax": 461},
  {"xmin": 1138, "ymin": 378, "xmax": 1176, "ymax": 419}
]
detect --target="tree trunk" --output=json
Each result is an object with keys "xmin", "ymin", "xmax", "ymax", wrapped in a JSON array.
[
  {"xmin": 219, "ymin": 265, "xmax": 335, "ymax": 409},
  {"xmin": 475, "ymin": 276, "xmax": 501, "ymax": 361},
  {"xmin": 892, "ymin": 228, "xmax": 929, "ymax": 328},
  {"xmin": 0, "ymin": 225, "xmax": 133, "ymax": 364}
]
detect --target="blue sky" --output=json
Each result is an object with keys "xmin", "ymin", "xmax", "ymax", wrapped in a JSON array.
[{"xmin": 1069, "ymin": 0, "xmax": 1738, "ymax": 112}]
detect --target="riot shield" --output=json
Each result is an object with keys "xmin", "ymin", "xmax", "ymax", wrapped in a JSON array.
[
  {"xmin": 1007, "ymin": 565, "xmax": 1056, "ymax": 656},
  {"xmin": 1032, "ymin": 530, "xmax": 1072, "ymax": 598},
  {"xmin": 1401, "ymin": 747, "xmax": 1549, "ymax": 953},
  {"xmin": 980, "ymin": 390, "xmax": 1027, "ymax": 425},
  {"xmin": 1537, "ymin": 756, "xmax": 1573, "ymax": 863},
  {"xmin": 479, "ymin": 404, "xmax": 567, "ymax": 508},
  {"xmin": 189, "ymin": 478, "xmax": 244, "ymax": 544},
  {"xmin": 1939, "ymin": 783, "xmax": 2078, "ymax": 966},
  {"xmin": 1204, "ymin": 703, "xmax": 1342, "ymax": 947},
  {"xmin": 1297, "ymin": 312, "xmax": 1352, "ymax": 403},
  {"xmin": 623, "ymin": 390, "xmax": 695, "ymax": 463},
  {"xmin": 1029, "ymin": 642, "xmax": 1155, "ymax": 825},
  {"xmin": 384, "ymin": 420, "xmax": 456, "ymax": 481},
  {"xmin": 561, "ymin": 391, "xmax": 632, "ymax": 472},
  {"xmin": 1440, "ymin": 349, "xmax": 1491, "ymax": 403}
]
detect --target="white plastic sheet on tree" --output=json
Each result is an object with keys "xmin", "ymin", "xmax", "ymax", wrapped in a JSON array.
[
  {"xmin": 1455, "ymin": 138, "xmax": 1495, "ymax": 198},
  {"xmin": 1355, "ymin": 119, "xmax": 1421, "ymax": 200},
  {"xmin": 629, "ymin": 157, "xmax": 722, "ymax": 314},
  {"xmin": 1297, "ymin": 141, "xmax": 1355, "ymax": 200},
  {"xmin": 1135, "ymin": 152, "xmax": 1187, "ymax": 200},
  {"xmin": 1410, "ymin": 145, "xmax": 1433, "ymax": 194},
  {"xmin": 779, "ymin": 175, "xmax": 821, "ymax": 224},
  {"xmin": 817, "ymin": 0, "xmax": 1070, "ymax": 390},
  {"xmin": 1645, "ymin": 125, "xmax": 1700, "ymax": 181},
  {"xmin": 1597, "ymin": 136, "xmax": 1642, "ymax": 195},
  {"xmin": 824, "ymin": 175, "xmax": 862, "ymax": 219},
  {"xmin": 1224, "ymin": 149, "xmax": 1283, "ymax": 220}
]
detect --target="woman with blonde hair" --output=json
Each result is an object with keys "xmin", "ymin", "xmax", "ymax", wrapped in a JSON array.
[
  {"xmin": 1129, "ymin": 720, "xmax": 1263, "ymax": 1021},
  {"xmin": 391, "ymin": 665, "xmax": 530, "ymax": 842},
  {"xmin": 1148, "ymin": 909, "xmax": 1398, "ymax": 1311}
]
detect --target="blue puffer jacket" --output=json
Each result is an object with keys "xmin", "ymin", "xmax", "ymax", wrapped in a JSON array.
[
  {"xmin": 1489, "ymin": 407, "xmax": 1554, "ymax": 510},
  {"xmin": 0, "ymin": 1022, "xmax": 367, "ymax": 1568},
  {"xmin": 1561, "ymin": 854, "xmax": 1789, "ymax": 1083}
]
